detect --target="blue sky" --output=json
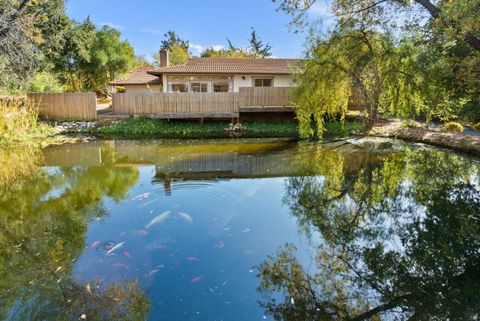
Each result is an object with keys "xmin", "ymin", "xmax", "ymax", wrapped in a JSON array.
[{"xmin": 66, "ymin": 0, "xmax": 333, "ymax": 60}]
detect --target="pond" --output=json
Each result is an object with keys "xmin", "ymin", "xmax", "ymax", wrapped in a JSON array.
[{"xmin": 1, "ymin": 138, "xmax": 479, "ymax": 321}]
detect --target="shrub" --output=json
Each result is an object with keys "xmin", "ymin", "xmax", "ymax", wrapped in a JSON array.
[
  {"xmin": 0, "ymin": 96, "xmax": 53, "ymax": 143},
  {"xmin": 444, "ymin": 121, "xmax": 464, "ymax": 133},
  {"xmin": 473, "ymin": 123, "xmax": 480, "ymax": 131}
]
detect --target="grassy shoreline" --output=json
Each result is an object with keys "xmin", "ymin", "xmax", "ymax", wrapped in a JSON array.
[{"xmin": 92, "ymin": 118, "xmax": 365, "ymax": 139}]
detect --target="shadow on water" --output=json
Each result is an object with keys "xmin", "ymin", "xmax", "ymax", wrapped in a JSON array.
[{"xmin": 0, "ymin": 138, "xmax": 479, "ymax": 320}]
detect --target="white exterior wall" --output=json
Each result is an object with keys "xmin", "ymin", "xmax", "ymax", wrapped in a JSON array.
[
  {"xmin": 160, "ymin": 74, "xmax": 297, "ymax": 93},
  {"xmin": 233, "ymin": 75, "xmax": 295, "ymax": 92},
  {"xmin": 125, "ymin": 84, "xmax": 162, "ymax": 94}
]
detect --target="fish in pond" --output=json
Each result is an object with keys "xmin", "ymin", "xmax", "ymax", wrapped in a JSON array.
[
  {"xmin": 90, "ymin": 241, "xmax": 101, "ymax": 249},
  {"xmin": 148, "ymin": 269, "xmax": 160, "ymax": 277},
  {"xmin": 178, "ymin": 212, "xmax": 193, "ymax": 224},
  {"xmin": 131, "ymin": 192, "xmax": 150, "ymax": 201},
  {"xmin": 214, "ymin": 241, "xmax": 225, "ymax": 249},
  {"xmin": 145, "ymin": 211, "xmax": 171, "ymax": 229},
  {"xmin": 190, "ymin": 275, "xmax": 205, "ymax": 283},
  {"xmin": 112, "ymin": 263, "xmax": 126, "ymax": 268},
  {"xmin": 106, "ymin": 241, "xmax": 125, "ymax": 256},
  {"xmin": 95, "ymin": 241, "xmax": 115, "ymax": 252},
  {"xmin": 124, "ymin": 251, "xmax": 132, "ymax": 259},
  {"xmin": 119, "ymin": 231, "xmax": 126, "ymax": 238},
  {"xmin": 186, "ymin": 256, "xmax": 199, "ymax": 262},
  {"xmin": 137, "ymin": 229, "xmax": 148, "ymax": 236}
]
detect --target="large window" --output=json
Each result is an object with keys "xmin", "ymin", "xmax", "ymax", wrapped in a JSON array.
[
  {"xmin": 253, "ymin": 78, "xmax": 273, "ymax": 87},
  {"xmin": 213, "ymin": 82, "xmax": 229, "ymax": 92},
  {"xmin": 170, "ymin": 84, "xmax": 188, "ymax": 93},
  {"xmin": 191, "ymin": 83, "xmax": 208, "ymax": 93}
]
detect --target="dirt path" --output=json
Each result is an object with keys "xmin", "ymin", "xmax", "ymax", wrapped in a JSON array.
[{"xmin": 370, "ymin": 121, "xmax": 480, "ymax": 155}]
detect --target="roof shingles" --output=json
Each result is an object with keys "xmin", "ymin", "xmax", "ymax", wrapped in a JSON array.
[
  {"xmin": 110, "ymin": 67, "xmax": 162, "ymax": 86},
  {"xmin": 110, "ymin": 58, "xmax": 301, "ymax": 86},
  {"xmin": 149, "ymin": 57, "xmax": 300, "ymax": 75}
]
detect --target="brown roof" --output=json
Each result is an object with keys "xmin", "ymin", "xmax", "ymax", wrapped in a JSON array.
[
  {"xmin": 110, "ymin": 67, "xmax": 162, "ymax": 86},
  {"xmin": 149, "ymin": 58, "xmax": 300, "ymax": 75}
]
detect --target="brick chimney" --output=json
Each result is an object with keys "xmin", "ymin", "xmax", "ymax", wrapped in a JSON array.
[{"xmin": 159, "ymin": 49, "xmax": 169, "ymax": 68}]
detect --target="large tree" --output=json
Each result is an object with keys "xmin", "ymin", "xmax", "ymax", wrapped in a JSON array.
[
  {"xmin": 0, "ymin": 0, "xmax": 69, "ymax": 90},
  {"xmin": 154, "ymin": 30, "xmax": 190, "ymax": 66},
  {"xmin": 258, "ymin": 145, "xmax": 480, "ymax": 320}
]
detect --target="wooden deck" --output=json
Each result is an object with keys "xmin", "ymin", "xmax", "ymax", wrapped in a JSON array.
[{"xmin": 111, "ymin": 87, "xmax": 294, "ymax": 119}]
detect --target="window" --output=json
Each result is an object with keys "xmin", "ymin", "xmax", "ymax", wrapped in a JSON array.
[
  {"xmin": 254, "ymin": 78, "xmax": 273, "ymax": 87},
  {"xmin": 191, "ymin": 82, "xmax": 208, "ymax": 93},
  {"xmin": 213, "ymin": 82, "xmax": 229, "ymax": 92},
  {"xmin": 170, "ymin": 84, "xmax": 188, "ymax": 93}
]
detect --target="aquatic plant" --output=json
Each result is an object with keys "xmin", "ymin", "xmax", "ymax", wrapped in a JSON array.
[{"xmin": 445, "ymin": 121, "xmax": 464, "ymax": 133}]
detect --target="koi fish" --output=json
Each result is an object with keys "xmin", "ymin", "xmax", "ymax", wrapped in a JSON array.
[
  {"xmin": 112, "ymin": 263, "xmax": 126, "ymax": 268},
  {"xmin": 145, "ymin": 211, "xmax": 171, "ymax": 229},
  {"xmin": 119, "ymin": 231, "xmax": 126, "ymax": 238},
  {"xmin": 90, "ymin": 241, "xmax": 101, "ymax": 249},
  {"xmin": 186, "ymin": 256, "xmax": 199, "ymax": 262},
  {"xmin": 148, "ymin": 269, "xmax": 160, "ymax": 277},
  {"xmin": 178, "ymin": 212, "xmax": 193, "ymax": 224},
  {"xmin": 106, "ymin": 241, "xmax": 125, "ymax": 256},
  {"xmin": 124, "ymin": 251, "xmax": 132, "ymax": 259},
  {"xmin": 131, "ymin": 192, "xmax": 150, "ymax": 201},
  {"xmin": 190, "ymin": 275, "xmax": 205, "ymax": 283},
  {"xmin": 137, "ymin": 229, "xmax": 148, "ymax": 236}
]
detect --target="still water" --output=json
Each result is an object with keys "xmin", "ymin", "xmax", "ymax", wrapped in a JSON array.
[{"xmin": 1, "ymin": 138, "xmax": 479, "ymax": 321}]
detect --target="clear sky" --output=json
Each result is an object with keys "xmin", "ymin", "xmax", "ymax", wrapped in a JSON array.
[{"xmin": 65, "ymin": 0, "xmax": 331, "ymax": 60}]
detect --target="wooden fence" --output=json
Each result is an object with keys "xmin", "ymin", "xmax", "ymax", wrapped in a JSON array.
[
  {"xmin": 113, "ymin": 93, "xmax": 240, "ymax": 118},
  {"xmin": 239, "ymin": 87, "xmax": 292, "ymax": 111},
  {"xmin": 28, "ymin": 93, "xmax": 97, "ymax": 120}
]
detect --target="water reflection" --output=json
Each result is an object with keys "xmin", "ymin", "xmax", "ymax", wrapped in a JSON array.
[
  {"xmin": 0, "ymin": 143, "xmax": 146, "ymax": 320},
  {"xmin": 0, "ymin": 138, "xmax": 478, "ymax": 320},
  {"xmin": 258, "ymin": 145, "xmax": 480, "ymax": 321}
]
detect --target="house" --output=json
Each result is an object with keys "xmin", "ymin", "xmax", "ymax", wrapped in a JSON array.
[
  {"xmin": 110, "ymin": 49, "xmax": 299, "ymax": 94},
  {"xmin": 109, "ymin": 67, "xmax": 162, "ymax": 93}
]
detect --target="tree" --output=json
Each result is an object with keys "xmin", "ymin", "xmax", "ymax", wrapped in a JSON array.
[
  {"xmin": 248, "ymin": 28, "xmax": 272, "ymax": 57},
  {"xmin": 52, "ymin": 22, "xmax": 134, "ymax": 94},
  {"xmin": 160, "ymin": 30, "xmax": 189, "ymax": 51},
  {"xmin": 0, "ymin": 0, "xmax": 70, "ymax": 90},
  {"xmin": 201, "ymin": 30, "xmax": 273, "ymax": 58},
  {"xmin": 201, "ymin": 38, "xmax": 253, "ymax": 58},
  {"xmin": 292, "ymin": 26, "xmax": 422, "ymax": 137},
  {"xmin": 83, "ymin": 25, "xmax": 135, "ymax": 94},
  {"xmin": 153, "ymin": 31, "xmax": 190, "ymax": 66},
  {"xmin": 273, "ymin": 0, "xmax": 480, "ymax": 125},
  {"xmin": 51, "ymin": 18, "xmax": 97, "ymax": 92},
  {"xmin": 258, "ymin": 145, "xmax": 480, "ymax": 320}
]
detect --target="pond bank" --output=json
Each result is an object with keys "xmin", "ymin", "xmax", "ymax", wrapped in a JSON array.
[
  {"xmin": 371, "ymin": 121, "xmax": 480, "ymax": 155},
  {"xmin": 49, "ymin": 118, "xmax": 365, "ymax": 140}
]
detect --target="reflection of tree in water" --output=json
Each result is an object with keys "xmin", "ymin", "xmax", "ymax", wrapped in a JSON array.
[
  {"xmin": 258, "ymin": 147, "xmax": 480, "ymax": 321},
  {"xmin": 0, "ymin": 143, "xmax": 150, "ymax": 320}
]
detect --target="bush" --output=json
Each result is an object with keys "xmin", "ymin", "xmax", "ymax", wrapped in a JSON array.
[
  {"xmin": 444, "ymin": 121, "xmax": 464, "ymax": 133},
  {"xmin": 0, "ymin": 96, "xmax": 53, "ymax": 143},
  {"xmin": 473, "ymin": 123, "xmax": 480, "ymax": 131}
]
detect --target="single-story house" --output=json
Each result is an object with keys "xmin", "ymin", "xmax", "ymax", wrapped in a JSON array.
[{"xmin": 111, "ymin": 49, "xmax": 299, "ymax": 94}]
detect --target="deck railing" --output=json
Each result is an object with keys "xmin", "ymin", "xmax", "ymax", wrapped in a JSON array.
[
  {"xmin": 113, "ymin": 92, "xmax": 240, "ymax": 118},
  {"xmin": 112, "ymin": 87, "xmax": 294, "ymax": 117}
]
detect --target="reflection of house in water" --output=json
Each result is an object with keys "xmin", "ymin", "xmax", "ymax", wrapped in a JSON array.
[
  {"xmin": 112, "ymin": 140, "xmax": 299, "ymax": 195},
  {"xmin": 41, "ymin": 139, "xmax": 387, "ymax": 196}
]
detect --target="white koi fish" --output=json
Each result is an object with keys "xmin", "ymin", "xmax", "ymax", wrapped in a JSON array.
[
  {"xmin": 178, "ymin": 212, "xmax": 193, "ymax": 224},
  {"xmin": 106, "ymin": 241, "xmax": 125, "ymax": 256},
  {"xmin": 145, "ymin": 211, "xmax": 171, "ymax": 229}
]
